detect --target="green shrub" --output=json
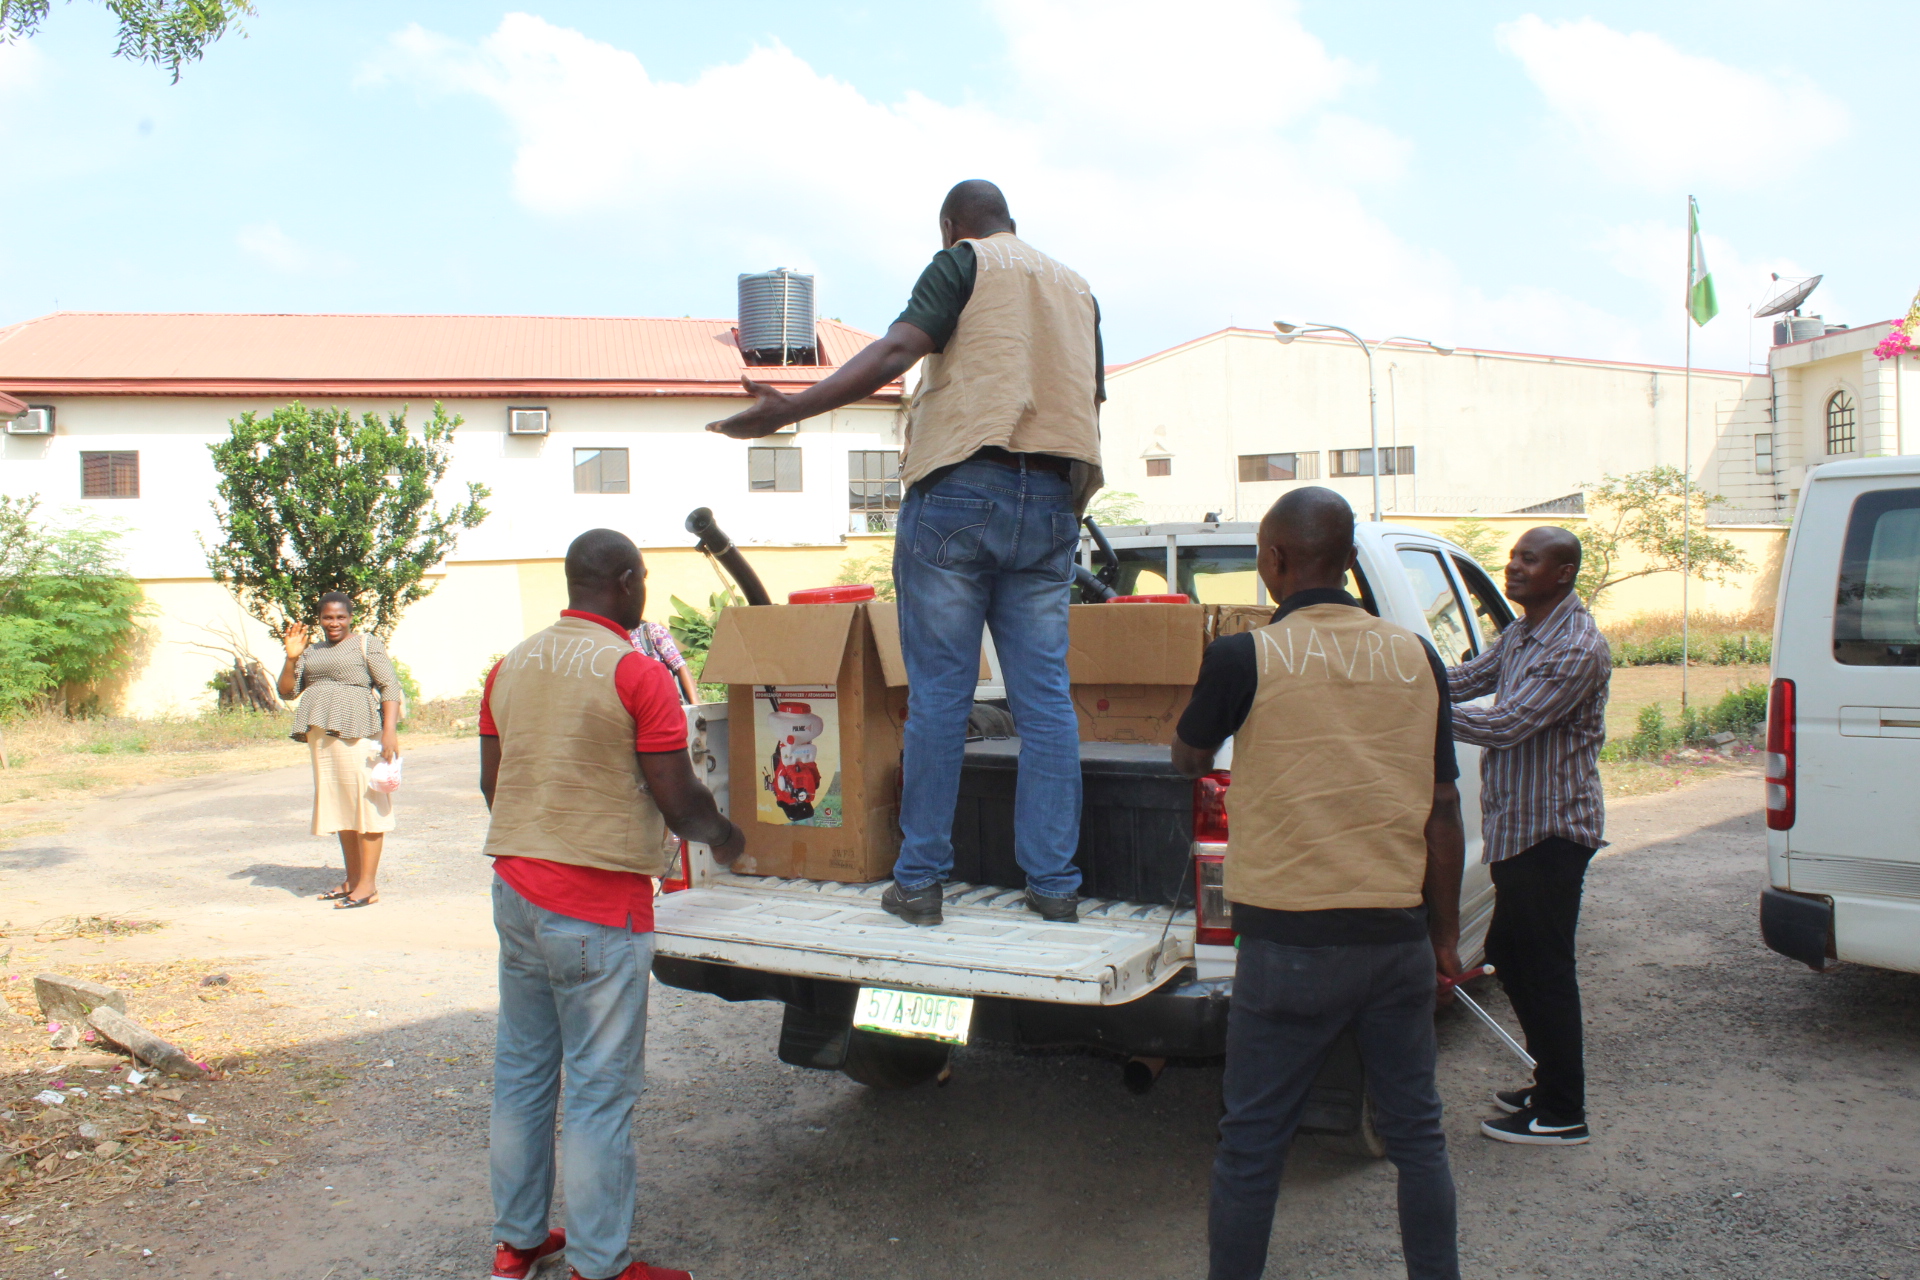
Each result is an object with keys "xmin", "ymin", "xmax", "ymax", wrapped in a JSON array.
[
  {"xmin": 0, "ymin": 497, "xmax": 147, "ymax": 719},
  {"xmin": 1602, "ymin": 682, "xmax": 1768, "ymax": 761},
  {"xmin": 1610, "ymin": 632, "xmax": 1771, "ymax": 667}
]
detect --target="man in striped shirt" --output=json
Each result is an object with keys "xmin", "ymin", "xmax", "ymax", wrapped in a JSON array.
[{"xmin": 1447, "ymin": 526, "xmax": 1611, "ymax": 1147}]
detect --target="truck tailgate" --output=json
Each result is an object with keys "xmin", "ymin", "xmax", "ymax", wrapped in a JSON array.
[{"xmin": 654, "ymin": 876, "xmax": 1194, "ymax": 1005}]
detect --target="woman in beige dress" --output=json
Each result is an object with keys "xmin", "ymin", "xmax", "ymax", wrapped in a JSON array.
[{"xmin": 275, "ymin": 591, "xmax": 403, "ymax": 909}]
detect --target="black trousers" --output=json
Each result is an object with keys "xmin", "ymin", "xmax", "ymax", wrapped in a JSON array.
[{"xmin": 1485, "ymin": 836, "xmax": 1597, "ymax": 1121}]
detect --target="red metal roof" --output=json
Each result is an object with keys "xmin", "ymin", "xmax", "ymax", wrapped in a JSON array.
[
  {"xmin": 0, "ymin": 312, "xmax": 898, "ymax": 400},
  {"xmin": 0, "ymin": 389, "xmax": 23, "ymax": 415}
]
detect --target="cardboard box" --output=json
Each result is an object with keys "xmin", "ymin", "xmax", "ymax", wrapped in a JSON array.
[
  {"xmin": 1207, "ymin": 603, "xmax": 1276, "ymax": 642},
  {"xmin": 1066, "ymin": 603, "xmax": 1207, "ymax": 744},
  {"xmin": 701, "ymin": 600, "xmax": 909, "ymax": 883}
]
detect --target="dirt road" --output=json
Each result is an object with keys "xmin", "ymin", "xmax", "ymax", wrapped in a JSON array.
[{"xmin": 2, "ymin": 743, "xmax": 1917, "ymax": 1279}]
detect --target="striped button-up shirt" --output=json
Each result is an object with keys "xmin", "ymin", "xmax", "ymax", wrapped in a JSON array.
[{"xmin": 1447, "ymin": 592, "xmax": 1612, "ymax": 863}]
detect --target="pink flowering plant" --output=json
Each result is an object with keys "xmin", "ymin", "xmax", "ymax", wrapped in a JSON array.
[{"xmin": 1874, "ymin": 288, "xmax": 1920, "ymax": 360}]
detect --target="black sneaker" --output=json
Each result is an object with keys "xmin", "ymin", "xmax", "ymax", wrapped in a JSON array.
[
  {"xmin": 1480, "ymin": 1105, "xmax": 1590, "ymax": 1146},
  {"xmin": 1024, "ymin": 888, "xmax": 1079, "ymax": 923},
  {"xmin": 882, "ymin": 881, "xmax": 943, "ymax": 926},
  {"xmin": 1493, "ymin": 1086, "xmax": 1535, "ymax": 1115}
]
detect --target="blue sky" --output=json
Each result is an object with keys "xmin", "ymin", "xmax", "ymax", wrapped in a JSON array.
[{"xmin": 1, "ymin": 0, "xmax": 1913, "ymax": 372}]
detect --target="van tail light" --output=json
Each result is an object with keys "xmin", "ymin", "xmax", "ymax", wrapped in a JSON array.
[
  {"xmin": 1194, "ymin": 848, "xmax": 1235, "ymax": 945},
  {"xmin": 660, "ymin": 839, "xmax": 692, "ymax": 894},
  {"xmin": 1192, "ymin": 770, "xmax": 1234, "ymax": 943},
  {"xmin": 1194, "ymin": 770, "xmax": 1231, "ymax": 843},
  {"xmin": 1765, "ymin": 678, "xmax": 1796, "ymax": 831}
]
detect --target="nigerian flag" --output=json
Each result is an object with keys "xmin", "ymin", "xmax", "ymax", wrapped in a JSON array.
[{"xmin": 1688, "ymin": 197, "xmax": 1719, "ymax": 326}]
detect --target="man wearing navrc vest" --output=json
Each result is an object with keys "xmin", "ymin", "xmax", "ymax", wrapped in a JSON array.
[
  {"xmin": 478, "ymin": 530, "xmax": 743, "ymax": 1280},
  {"xmin": 1174, "ymin": 489, "xmax": 1466, "ymax": 1280},
  {"xmin": 709, "ymin": 179, "xmax": 1103, "ymax": 927}
]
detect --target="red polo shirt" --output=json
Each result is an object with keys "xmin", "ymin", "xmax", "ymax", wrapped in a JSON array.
[{"xmin": 480, "ymin": 610, "xmax": 687, "ymax": 931}]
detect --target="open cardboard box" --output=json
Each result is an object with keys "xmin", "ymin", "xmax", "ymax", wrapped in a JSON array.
[
  {"xmin": 1067, "ymin": 602, "xmax": 1208, "ymax": 744},
  {"xmin": 701, "ymin": 600, "xmax": 909, "ymax": 883}
]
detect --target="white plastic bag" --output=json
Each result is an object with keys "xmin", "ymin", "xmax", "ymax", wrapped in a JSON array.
[{"xmin": 369, "ymin": 755, "xmax": 403, "ymax": 794}]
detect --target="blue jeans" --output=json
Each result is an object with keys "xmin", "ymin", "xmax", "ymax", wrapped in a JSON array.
[
  {"xmin": 891, "ymin": 456, "xmax": 1083, "ymax": 898},
  {"xmin": 489, "ymin": 876, "xmax": 653, "ymax": 1280},
  {"xmin": 1210, "ymin": 938, "xmax": 1459, "ymax": 1280}
]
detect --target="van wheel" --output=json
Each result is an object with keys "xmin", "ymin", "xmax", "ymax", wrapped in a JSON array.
[
  {"xmin": 1325, "ymin": 1091, "xmax": 1387, "ymax": 1159},
  {"xmin": 841, "ymin": 1028, "xmax": 952, "ymax": 1089}
]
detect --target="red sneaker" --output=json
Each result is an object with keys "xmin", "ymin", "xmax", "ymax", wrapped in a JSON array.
[
  {"xmin": 568, "ymin": 1263, "xmax": 693, "ymax": 1280},
  {"xmin": 494, "ymin": 1229, "xmax": 567, "ymax": 1280}
]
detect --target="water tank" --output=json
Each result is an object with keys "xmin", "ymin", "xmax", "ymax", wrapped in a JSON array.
[
  {"xmin": 1773, "ymin": 315, "xmax": 1827, "ymax": 345},
  {"xmin": 738, "ymin": 268, "xmax": 818, "ymax": 366}
]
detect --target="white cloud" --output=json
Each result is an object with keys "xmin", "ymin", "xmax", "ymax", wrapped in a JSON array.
[
  {"xmin": 237, "ymin": 222, "xmax": 347, "ymax": 275},
  {"xmin": 363, "ymin": 6, "xmax": 1745, "ymax": 368},
  {"xmin": 1497, "ymin": 15, "xmax": 1849, "ymax": 188}
]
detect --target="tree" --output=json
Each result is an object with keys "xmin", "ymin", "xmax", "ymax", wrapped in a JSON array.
[
  {"xmin": 203, "ymin": 403, "xmax": 489, "ymax": 640},
  {"xmin": 1574, "ymin": 466, "xmax": 1747, "ymax": 610},
  {"xmin": 1443, "ymin": 516, "xmax": 1507, "ymax": 576},
  {"xmin": 832, "ymin": 546, "xmax": 897, "ymax": 601},
  {"xmin": 0, "ymin": 0, "xmax": 254, "ymax": 81},
  {"xmin": 1085, "ymin": 489, "xmax": 1144, "ymax": 527},
  {"xmin": 0, "ymin": 495, "xmax": 147, "ymax": 719}
]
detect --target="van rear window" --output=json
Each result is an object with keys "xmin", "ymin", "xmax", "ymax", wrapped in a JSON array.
[{"xmin": 1835, "ymin": 487, "xmax": 1920, "ymax": 666}]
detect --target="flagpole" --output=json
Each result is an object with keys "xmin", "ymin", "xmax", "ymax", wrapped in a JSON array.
[{"xmin": 1682, "ymin": 196, "xmax": 1694, "ymax": 715}]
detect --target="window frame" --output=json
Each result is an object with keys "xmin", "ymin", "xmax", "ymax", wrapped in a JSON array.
[
  {"xmin": 1449, "ymin": 554, "xmax": 1514, "ymax": 652},
  {"xmin": 1833, "ymin": 486, "xmax": 1920, "ymax": 667},
  {"xmin": 1754, "ymin": 432, "xmax": 1775, "ymax": 476},
  {"xmin": 1394, "ymin": 543, "xmax": 1477, "ymax": 666},
  {"xmin": 847, "ymin": 449, "xmax": 901, "ymax": 511},
  {"xmin": 1145, "ymin": 456, "xmax": 1172, "ymax": 477},
  {"xmin": 1826, "ymin": 390, "xmax": 1858, "ymax": 456},
  {"xmin": 80, "ymin": 450, "xmax": 140, "ymax": 499},
  {"xmin": 1236, "ymin": 451, "xmax": 1319, "ymax": 483},
  {"xmin": 572, "ymin": 447, "xmax": 631, "ymax": 495},
  {"xmin": 748, "ymin": 445, "xmax": 803, "ymax": 493}
]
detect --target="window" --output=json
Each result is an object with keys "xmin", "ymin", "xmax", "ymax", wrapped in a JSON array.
[
  {"xmin": 1451, "ymin": 555, "xmax": 1513, "ymax": 649},
  {"xmin": 80, "ymin": 451, "xmax": 139, "ymax": 498},
  {"xmin": 1145, "ymin": 457, "xmax": 1172, "ymax": 477},
  {"xmin": 1834, "ymin": 487, "xmax": 1920, "ymax": 666},
  {"xmin": 508, "ymin": 407, "xmax": 550, "ymax": 436},
  {"xmin": 1237, "ymin": 452, "xmax": 1319, "ymax": 482},
  {"xmin": 1330, "ymin": 446, "xmax": 1415, "ymax": 478},
  {"xmin": 1827, "ymin": 391, "xmax": 1857, "ymax": 455},
  {"xmin": 848, "ymin": 450, "xmax": 900, "ymax": 511},
  {"xmin": 749, "ymin": 446, "xmax": 802, "ymax": 492},
  {"xmin": 573, "ymin": 448, "xmax": 630, "ymax": 494},
  {"xmin": 1754, "ymin": 432, "xmax": 1775, "ymax": 476},
  {"xmin": 1396, "ymin": 546, "xmax": 1475, "ymax": 665}
]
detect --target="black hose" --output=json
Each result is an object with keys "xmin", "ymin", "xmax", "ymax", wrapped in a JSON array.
[
  {"xmin": 1074, "ymin": 564, "xmax": 1119, "ymax": 603},
  {"xmin": 684, "ymin": 508, "xmax": 771, "ymax": 606},
  {"xmin": 1081, "ymin": 515, "xmax": 1120, "ymax": 589}
]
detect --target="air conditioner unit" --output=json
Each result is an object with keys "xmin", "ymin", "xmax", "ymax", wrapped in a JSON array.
[
  {"xmin": 6, "ymin": 406, "xmax": 53, "ymax": 436},
  {"xmin": 508, "ymin": 407, "xmax": 550, "ymax": 436}
]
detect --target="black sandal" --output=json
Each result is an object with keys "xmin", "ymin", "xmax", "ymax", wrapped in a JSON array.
[
  {"xmin": 319, "ymin": 886, "xmax": 352, "ymax": 901},
  {"xmin": 334, "ymin": 894, "xmax": 379, "ymax": 909}
]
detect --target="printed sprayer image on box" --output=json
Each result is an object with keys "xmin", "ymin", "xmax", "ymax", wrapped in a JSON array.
[{"xmin": 756, "ymin": 688, "xmax": 841, "ymax": 826}]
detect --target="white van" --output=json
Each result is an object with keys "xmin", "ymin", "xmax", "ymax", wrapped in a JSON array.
[{"xmin": 1762, "ymin": 456, "xmax": 1920, "ymax": 976}]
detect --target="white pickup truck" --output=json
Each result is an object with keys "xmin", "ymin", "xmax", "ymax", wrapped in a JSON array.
[{"xmin": 653, "ymin": 519, "xmax": 1514, "ymax": 1143}]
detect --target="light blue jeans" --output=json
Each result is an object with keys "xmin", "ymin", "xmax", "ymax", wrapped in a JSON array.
[
  {"xmin": 891, "ymin": 456, "xmax": 1084, "ymax": 899},
  {"xmin": 489, "ymin": 875, "xmax": 653, "ymax": 1280}
]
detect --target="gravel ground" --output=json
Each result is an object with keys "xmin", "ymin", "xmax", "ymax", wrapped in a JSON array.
[{"xmin": 0, "ymin": 743, "xmax": 1915, "ymax": 1280}]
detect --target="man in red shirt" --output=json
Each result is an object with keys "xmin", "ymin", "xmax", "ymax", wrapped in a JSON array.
[{"xmin": 479, "ymin": 529, "xmax": 742, "ymax": 1280}]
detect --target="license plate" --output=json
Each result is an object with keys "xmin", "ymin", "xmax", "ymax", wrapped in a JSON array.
[{"xmin": 852, "ymin": 986, "xmax": 974, "ymax": 1045}]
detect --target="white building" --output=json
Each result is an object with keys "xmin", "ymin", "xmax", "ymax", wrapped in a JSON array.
[
  {"xmin": 1098, "ymin": 326, "xmax": 1768, "ymax": 522},
  {"xmin": 0, "ymin": 311, "xmax": 904, "ymax": 712}
]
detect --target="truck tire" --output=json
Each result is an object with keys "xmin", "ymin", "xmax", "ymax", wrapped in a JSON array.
[
  {"xmin": 841, "ymin": 1029, "xmax": 951, "ymax": 1089},
  {"xmin": 1322, "ymin": 1090, "xmax": 1387, "ymax": 1159}
]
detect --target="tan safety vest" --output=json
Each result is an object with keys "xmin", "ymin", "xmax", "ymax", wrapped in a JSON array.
[
  {"xmin": 902, "ymin": 232, "xmax": 1104, "ymax": 509},
  {"xmin": 1226, "ymin": 604, "xmax": 1439, "ymax": 912},
  {"xmin": 482, "ymin": 616, "xmax": 671, "ymax": 876}
]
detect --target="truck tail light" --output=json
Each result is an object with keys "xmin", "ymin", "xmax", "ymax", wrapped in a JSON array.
[
  {"xmin": 1765, "ymin": 678, "xmax": 1795, "ymax": 831},
  {"xmin": 1194, "ymin": 848, "xmax": 1235, "ymax": 945},
  {"xmin": 1193, "ymin": 770, "xmax": 1231, "ymax": 842},
  {"xmin": 660, "ymin": 839, "xmax": 692, "ymax": 894}
]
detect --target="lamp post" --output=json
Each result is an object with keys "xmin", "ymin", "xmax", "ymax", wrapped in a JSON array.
[{"xmin": 1273, "ymin": 322, "xmax": 1453, "ymax": 521}]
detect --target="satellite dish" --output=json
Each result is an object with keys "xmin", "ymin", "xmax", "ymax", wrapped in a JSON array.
[{"xmin": 1755, "ymin": 274, "xmax": 1822, "ymax": 318}]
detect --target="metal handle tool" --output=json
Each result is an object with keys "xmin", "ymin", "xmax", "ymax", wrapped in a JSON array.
[{"xmin": 1440, "ymin": 965, "xmax": 1536, "ymax": 1071}]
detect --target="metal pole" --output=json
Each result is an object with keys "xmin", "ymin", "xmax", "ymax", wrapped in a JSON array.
[
  {"xmin": 1365, "ymin": 341, "xmax": 1382, "ymax": 522},
  {"xmin": 1682, "ymin": 198, "xmax": 1693, "ymax": 714}
]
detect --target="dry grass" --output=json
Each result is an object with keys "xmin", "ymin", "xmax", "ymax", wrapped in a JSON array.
[
  {"xmin": 1604, "ymin": 663, "xmax": 1770, "ymax": 742},
  {"xmin": 1600, "ymin": 607, "xmax": 1774, "ymax": 647},
  {"xmin": 0, "ymin": 697, "xmax": 480, "ymax": 816}
]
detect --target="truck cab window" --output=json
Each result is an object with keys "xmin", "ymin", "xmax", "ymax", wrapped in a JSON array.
[
  {"xmin": 1396, "ymin": 546, "xmax": 1475, "ymax": 664},
  {"xmin": 1451, "ymin": 555, "xmax": 1515, "ymax": 649}
]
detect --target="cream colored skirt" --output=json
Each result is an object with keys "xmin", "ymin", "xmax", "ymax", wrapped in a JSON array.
[{"xmin": 308, "ymin": 728, "xmax": 395, "ymax": 836}]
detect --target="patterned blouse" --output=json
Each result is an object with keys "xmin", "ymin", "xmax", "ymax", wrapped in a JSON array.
[
  {"xmin": 289, "ymin": 633, "xmax": 404, "ymax": 743},
  {"xmin": 630, "ymin": 621, "xmax": 688, "ymax": 673}
]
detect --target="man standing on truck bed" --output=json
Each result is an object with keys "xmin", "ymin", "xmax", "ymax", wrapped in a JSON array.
[
  {"xmin": 479, "ymin": 529, "xmax": 744, "ymax": 1280},
  {"xmin": 709, "ymin": 179, "xmax": 1103, "ymax": 926},
  {"xmin": 1446, "ymin": 525, "xmax": 1611, "ymax": 1147},
  {"xmin": 1173, "ymin": 487, "xmax": 1466, "ymax": 1280}
]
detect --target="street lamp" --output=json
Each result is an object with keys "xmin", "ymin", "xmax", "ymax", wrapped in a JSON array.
[{"xmin": 1273, "ymin": 321, "xmax": 1453, "ymax": 521}]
